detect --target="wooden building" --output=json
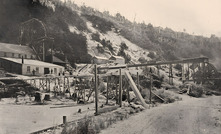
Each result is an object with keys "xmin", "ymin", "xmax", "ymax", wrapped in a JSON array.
[
  {"xmin": 91, "ymin": 56, "xmax": 109, "ymax": 64},
  {"xmin": 0, "ymin": 42, "xmax": 36, "ymax": 59},
  {"xmin": 109, "ymin": 56, "xmax": 125, "ymax": 64},
  {"xmin": 0, "ymin": 57, "xmax": 64, "ymax": 76},
  {"xmin": 0, "ymin": 42, "xmax": 64, "ymax": 76}
]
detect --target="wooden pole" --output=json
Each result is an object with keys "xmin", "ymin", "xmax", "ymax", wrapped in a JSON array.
[
  {"xmin": 106, "ymin": 76, "xmax": 109, "ymax": 105},
  {"xmin": 94, "ymin": 64, "xmax": 98, "ymax": 115},
  {"xmin": 171, "ymin": 64, "xmax": 173, "ymax": 85},
  {"xmin": 193, "ymin": 63, "xmax": 195, "ymax": 83},
  {"xmin": 83, "ymin": 80, "xmax": 85, "ymax": 103},
  {"xmin": 43, "ymin": 40, "xmax": 45, "ymax": 61},
  {"xmin": 116, "ymin": 76, "xmax": 118, "ymax": 104},
  {"xmin": 127, "ymin": 82, "xmax": 130, "ymax": 104},
  {"xmin": 119, "ymin": 69, "xmax": 122, "ymax": 107},
  {"xmin": 137, "ymin": 72, "xmax": 140, "ymax": 91},
  {"xmin": 169, "ymin": 64, "xmax": 173, "ymax": 85},
  {"xmin": 187, "ymin": 63, "xmax": 190, "ymax": 80},
  {"xmin": 150, "ymin": 74, "xmax": 152, "ymax": 104},
  {"xmin": 202, "ymin": 61, "xmax": 205, "ymax": 84},
  {"xmin": 48, "ymin": 79, "xmax": 51, "ymax": 92},
  {"xmin": 63, "ymin": 77, "xmax": 65, "ymax": 93},
  {"xmin": 63, "ymin": 116, "xmax": 67, "ymax": 124},
  {"xmin": 182, "ymin": 64, "xmax": 185, "ymax": 83},
  {"xmin": 157, "ymin": 65, "xmax": 160, "ymax": 77}
]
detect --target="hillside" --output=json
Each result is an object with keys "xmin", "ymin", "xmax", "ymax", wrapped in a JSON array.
[{"xmin": 0, "ymin": 0, "xmax": 221, "ymax": 70}]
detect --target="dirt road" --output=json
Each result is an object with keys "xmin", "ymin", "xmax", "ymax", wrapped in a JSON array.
[
  {"xmin": 101, "ymin": 95, "xmax": 221, "ymax": 134},
  {"xmin": 0, "ymin": 101, "xmax": 95, "ymax": 134}
]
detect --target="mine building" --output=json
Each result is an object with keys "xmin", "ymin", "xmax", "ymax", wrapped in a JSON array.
[
  {"xmin": 0, "ymin": 42, "xmax": 64, "ymax": 76},
  {"xmin": 109, "ymin": 55, "xmax": 125, "ymax": 64},
  {"xmin": 91, "ymin": 56, "xmax": 109, "ymax": 64}
]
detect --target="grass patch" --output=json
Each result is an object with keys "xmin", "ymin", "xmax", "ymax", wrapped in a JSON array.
[{"xmin": 153, "ymin": 89, "xmax": 182, "ymax": 103}]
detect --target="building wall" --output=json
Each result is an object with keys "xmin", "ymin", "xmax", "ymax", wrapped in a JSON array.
[
  {"xmin": 92, "ymin": 58, "xmax": 109, "ymax": 64},
  {"xmin": 0, "ymin": 58, "xmax": 22, "ymax": 74},
  {"xmin": 0, "ymin": 58, "xmax": 64, "ymax": 76},
  {"xmin": 0, "ymin": 51, "xmax": 36, "ymax": 59},
  {"xmin": 22, "ymin": 64, "xmax": 64, "ymax": 76}
]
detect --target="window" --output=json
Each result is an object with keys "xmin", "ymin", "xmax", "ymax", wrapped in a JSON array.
[
  {"xmin": 18, "ymin": 54, "xmax": 21, "ymax": 58},
  {"xmin": 27, "ymin": 66, "xmax": 30, "ymax": 73},
  {"xmin": 25, "ymin": 54, "xmax": 27, "ymax": 59},
  {"xmin": 4, "ymin": 52, "xmax": 6, "ymax": 57},
  {"xmin": 12, "ymin": 53, "xmax": 14, "ymax": 57},
  {"xmin": 36, "ymin": 67, "xmax": 39, "ymax": 73},
  {"xmin": 54, "ymin": 68, "xmax": 57, "ymax": 74}
]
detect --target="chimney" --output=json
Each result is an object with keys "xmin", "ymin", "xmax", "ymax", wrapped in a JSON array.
[{"xmin": 22, "ymin": 56, "xmax": 24, "ymax": 64}]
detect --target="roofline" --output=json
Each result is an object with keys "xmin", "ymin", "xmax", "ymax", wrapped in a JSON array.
[{"xmin": 0, "ymin": 57, "xmax": 64, "ymax": 68}]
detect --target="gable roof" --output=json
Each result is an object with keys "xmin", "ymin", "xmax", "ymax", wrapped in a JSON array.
[
  {"xmin": 0, "ymin": 57, "xmax": 64, "ymax": 68},
  {"xmin": 93, "ymin": 56, "xmax": 109, "ymax": 60},
  {"xmin": 0, "ymin": 42, "xmax": 34, "ymax": 55}
]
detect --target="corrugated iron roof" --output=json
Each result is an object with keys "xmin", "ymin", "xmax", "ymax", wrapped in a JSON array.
[
  {"xmin": 0, "ymin": 57, "xmax": 64, "ymax": 68},
  {"xmin": 0, "ymin": 42, "xmax": 34, "ymax": 55}
]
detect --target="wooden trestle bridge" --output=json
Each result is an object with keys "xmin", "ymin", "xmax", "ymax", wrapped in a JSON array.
[
  {"xmin": 93, "ymin": 56, "xmax": 221, "ymax": 114},
  {"xmin": 97, "ymin": 56, "xmax": 220, "ymax": 84},
  {"xmin": 0, "ymin": 57, "xmax": 220, "ymax": 114}
]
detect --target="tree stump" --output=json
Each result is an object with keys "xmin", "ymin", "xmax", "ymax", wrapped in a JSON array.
[
  {"xmin": 44, "ymin": 94, "xmax": 50, "ymax": 101},
  {"xmin": 34, "ymin": 92, "xmax": 41, "ymax": 102}
]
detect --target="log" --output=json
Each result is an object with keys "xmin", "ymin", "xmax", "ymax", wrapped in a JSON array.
[{"xmin": 125, "ymin": 71, "xmax": 148, "ymax": 108}]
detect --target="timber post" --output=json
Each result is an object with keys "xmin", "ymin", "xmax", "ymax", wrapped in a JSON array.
[
  {"xmin": 119, "ymin": 69, "xmax": 122, "ymax": 107},
  {"xmin": 150, "ymin": 73, "xmax": 152, "ymax": 104},
  {"xmin": 94, "ymin": 64, "xmax": 98, "ymax": 115},
  {"xmin": 106, "ymin": 76, "xmax": 109, "ymax": 104},
  {"xmin": 137, "ymin": 72, "xmax": 140, "ymax": 91}
]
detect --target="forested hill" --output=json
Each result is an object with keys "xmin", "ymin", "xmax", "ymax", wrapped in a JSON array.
[
  {"xmin": 0, "ymin": 0, "xmax": 91, "ymax": 66},
  {"xmin": 0, "ymin": 0, "xmax": 221, "ymax": 70}
]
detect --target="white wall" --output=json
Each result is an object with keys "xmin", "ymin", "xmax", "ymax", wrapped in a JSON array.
[
  {"xmin": 0, "ymin": 51, "xmax": 36, "ymax": 59},
  {"xmin": 22, "ymin": 64, "xmax": 64, "ymax": 76}
]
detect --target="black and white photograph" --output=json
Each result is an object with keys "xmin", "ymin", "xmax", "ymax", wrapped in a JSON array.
[{"xmin": 0, "ymin": 0, "xmax": 221, "ymax": 134}]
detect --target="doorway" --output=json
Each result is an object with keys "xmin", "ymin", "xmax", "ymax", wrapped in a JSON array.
[{"xmin": 44, "ymin": 68, "xmax": 50, "ymax": 74}]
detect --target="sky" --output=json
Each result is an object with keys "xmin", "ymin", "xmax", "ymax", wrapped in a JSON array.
[{"xmin": 64, "ymin": 0, "xmax": 221, "ymax": 37}]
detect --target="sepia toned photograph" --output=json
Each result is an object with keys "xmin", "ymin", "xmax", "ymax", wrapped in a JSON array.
[{"xmin": 0, "ymin": 0, "xmax": 221, "ymax": 134}]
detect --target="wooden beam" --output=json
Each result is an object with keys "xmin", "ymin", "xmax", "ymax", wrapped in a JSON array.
[
  {"xmin": 150, "ymin": 74, "xmax": 152, "ymax": 104},
  {"xmin": 125, "ymin": 71, "xmax": 148, "ymax": 108},
  {"xmin": 137, "ymin": 72, "xmax": 140, "ymax": 91},
  {"xmin": 119, "ymin": 69, "xmax": 122, "ymax": 107},
  {"xmin": 106, "ymin": 76, "xmax": 109, "ymax": 105},
  {"xmin": 94, "ymin": 64, "xmax": 98, "ymax": 115},
  {"xmin": 98, "ymin": 57, "xmax": 209, "ymax": 70}
]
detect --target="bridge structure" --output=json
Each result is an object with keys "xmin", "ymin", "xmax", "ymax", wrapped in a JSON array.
[
  {"xmin": 0, "ymin": 75, "xmax": 95, "ymax": 104},
  {"xmin": 97, "ymin": 56, "xmax": 221, "ymax": 84},
  {"xmin": 93, "ymin": 56, "xmax": 221, "ymax": 114},
  {"xmin": 0, "ymin": 57, "xmax": 220, "ymax": 115}
]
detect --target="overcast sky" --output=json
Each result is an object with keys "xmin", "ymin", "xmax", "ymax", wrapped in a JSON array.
[{"xmin": 65, "ymin": 0, "xmax": 221, "ymax": 37}]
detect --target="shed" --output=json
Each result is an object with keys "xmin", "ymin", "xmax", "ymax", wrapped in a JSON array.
[
  {"xmin": 0, "ymin": 57, "xmax": 64, "ymax": 76},
  {"xmin": 0, "ymin": 42, "xmax": 36, "ymax": 59},
  {"xmin": 109, "ymin": 56, "xmax": 125, "ymax": 64},
  {"xmin": 91, "ymin": 56, "xmax": 109, "ymax": 64}
]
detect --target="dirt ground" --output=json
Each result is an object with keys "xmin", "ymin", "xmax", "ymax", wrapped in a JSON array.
[
  {"xmin": 0, "ymin": 99, "xmax": 95, "ymax": 134},
  {"xmin": 101, "ymin": 95, "xmax": 221, "ymax": 134}
]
